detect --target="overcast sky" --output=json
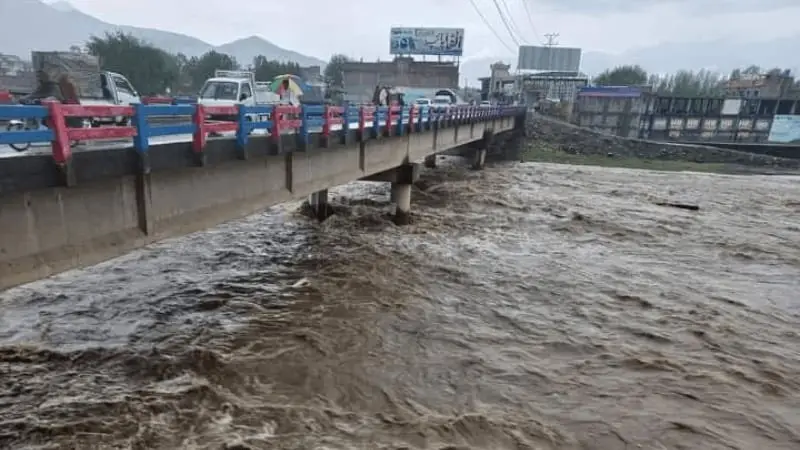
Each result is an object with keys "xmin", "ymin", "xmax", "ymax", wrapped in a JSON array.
[{"xmin": 51, "ymin": 0, "xmax": 800, "ymax": 61}]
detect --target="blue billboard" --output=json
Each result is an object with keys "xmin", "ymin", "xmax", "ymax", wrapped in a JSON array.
[
  {"xmin": 768, "ymin": 115, "xmax": 800, "ymax": 143},
  {"xmin": 389, "ymin": 27, "xmax": 464, "ymax": 56}
]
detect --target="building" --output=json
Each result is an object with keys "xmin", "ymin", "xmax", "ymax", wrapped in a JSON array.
[
  {"xmin": 519, "ymin": 71, "xmax": 589, "ymax": 104},
  {"xmin": 340, "ymin": 57, "xmax": 459, "ymax": 104},
  {"xmin": 478, "ymin": 62, "xmax": 515, "ymax": 102},
  {"xmin": 723, "ymin": 71, "xmax": 797, "ymax": 99},
  {"xmin": 478, "ymin": 62, "xmax": 589, "ymax": 104},
  {"xmin": 572, "ymin": 86, "xmax": 648, "ymax": 137},
  {"xmin": 0, "ymin": 54, "xmax": 31, "ymax": 76}
]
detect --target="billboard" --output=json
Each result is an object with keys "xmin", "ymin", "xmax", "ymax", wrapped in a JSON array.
[
  {"xmin": 390, "ymin": 27, "xmax": 464, "ymax": 56},
  {"xmin": 517, "ymin": 45, "xmax": 581, "ymax": 72},
  {"xmin": 768, "ymin": 115, "xmax": 800, "ymax": 143}
]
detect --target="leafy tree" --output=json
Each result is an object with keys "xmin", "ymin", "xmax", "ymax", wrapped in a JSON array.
[
  {"xmin": 86, "ymin": 31, "xmax": 179, "ymax": 95},
  {"xmin": 251, "ymin": 55, "xmax": 300, "ymax": 81},
  {"xmin": 324, "ymin": 54, "xmax": 350, "ymax": 88},
  {"xmin": 647, "ymin": 69, "xmax": 726, "ymax": 96},
  {"xmin": 183, "ymin": 50, "xmax": 239, "ymax": 91},
  {"xmin": 592, "ymin": 65, "xmax": 648, "ymax": 86}
]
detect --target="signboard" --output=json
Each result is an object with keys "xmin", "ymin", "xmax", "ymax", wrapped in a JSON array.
[
  {"xmin": 389, "ymin": 27, "xmax": 464, "ymax": 56},
  {"xmin": 517, "ymin": 46, "xmax": 581, "ymax": 72},
  {"xmin": 768, "ymin": 115, "xmax": 800, "ymax": 143}
]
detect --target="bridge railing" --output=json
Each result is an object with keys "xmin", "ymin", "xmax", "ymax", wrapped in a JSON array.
[{"xmin": 0, "ymin": 102, "xmax": 523, "ymax": 169}]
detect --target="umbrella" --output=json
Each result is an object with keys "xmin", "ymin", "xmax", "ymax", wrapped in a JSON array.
[{"xmin": 270, "ymin": 75, "xmax": 304, "ymax": 96}]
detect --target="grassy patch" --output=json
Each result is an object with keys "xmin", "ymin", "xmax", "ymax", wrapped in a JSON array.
[{"xmin": 521, "ymin": 144, "xmax": 733, "ymax": 174}]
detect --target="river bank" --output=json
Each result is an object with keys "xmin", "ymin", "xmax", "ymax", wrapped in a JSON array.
[{"xmin": 523, "ymin": 115, "xmax": 800, "ymax": 175}]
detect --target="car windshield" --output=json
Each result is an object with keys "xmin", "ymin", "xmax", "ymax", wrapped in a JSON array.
[
  {"xmin": 415, "ymin": 99, "xmax": 430, "ymax": 105},
  {"xmin": 432, "ymin": 98, "xmax": 450, "ymax": 104},
  {"xmin": 199, "ymin": 81, "xmax": 239, "ymax": 100}
]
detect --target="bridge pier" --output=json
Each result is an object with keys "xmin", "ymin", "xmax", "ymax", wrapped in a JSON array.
[
  {"xmin": 306, "ymin": 189, "xmax": 332, "ymax": 221},
  {"xmin": 424, "ymin": 154, "xmax": 437, "ymax": 168},
  {"xmin": 360, "ymin": 163, "xmax": 420, "ymax": 225},
  {"xmin": 391, "ymin": 182, "xmax": 412, "ymax": 225},
  {"xmin": 471, "ymin": 130, "xmax": 493, "ymax": 170}
]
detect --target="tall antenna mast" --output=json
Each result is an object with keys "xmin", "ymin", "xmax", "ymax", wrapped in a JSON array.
[{"xmin": 544, "ymin": 33, "xmax": 559, "ymax": 47}]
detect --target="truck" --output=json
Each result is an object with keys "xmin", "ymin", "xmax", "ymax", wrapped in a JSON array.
[
  {"xmin": 27, "ymin": 51, "xmax": 141, "ymax": 125},
  {"xmin": 197, "ymin": 70, "xmax": 279, "ymax": 123}
]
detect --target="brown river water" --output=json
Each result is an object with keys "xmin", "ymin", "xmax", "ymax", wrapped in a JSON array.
[{"xmin": 1, "ymin": 158, "xmax": 799, "ymax": 450}]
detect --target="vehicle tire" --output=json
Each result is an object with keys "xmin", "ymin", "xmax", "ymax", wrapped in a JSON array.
[{"xmin": 7, "ymin": 121, "xmax": 31, "ymax": 152}]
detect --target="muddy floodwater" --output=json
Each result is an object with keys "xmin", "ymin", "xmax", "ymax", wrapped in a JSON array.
[{"xmin": 1, "ymin": 159, "xmax": 799, "ymax": 450}]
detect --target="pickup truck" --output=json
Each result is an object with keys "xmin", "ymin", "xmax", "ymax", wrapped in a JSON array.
[
  {"xmin": 197, "ymin": 70, "xmax": 279, "ymax": 124},
  {"xmin": 27, "ymin": 52, "xmax": 141, "ymax": 125}
]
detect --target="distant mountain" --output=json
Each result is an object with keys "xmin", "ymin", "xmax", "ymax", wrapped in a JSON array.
[
  {"xmin": 460, "ymin": 37, "xmax": 800, "ymax": 85},
  {"xmin": 216, "ymin": 36, "xmax": 324, "ymax": 68},
  {"xmin": 1, "ymin": 0, "xmax": 325, "ymax": 67}
]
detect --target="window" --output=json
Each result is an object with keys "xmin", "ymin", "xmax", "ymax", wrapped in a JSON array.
[
  {"xmin": 240, "ymin": 83, "xmax": 252, "ymax": 99},
  {"xmin": 199, "ymin": 81, "xmax": 239, "ymax": 100},
  {"xmin": 113, "ymin": 76, "xmax": 134, "ymax": 96}
]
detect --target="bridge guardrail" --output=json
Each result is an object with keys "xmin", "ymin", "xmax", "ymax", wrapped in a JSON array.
[{"xmin": 0, "ymin": 102, "xmax": 524, "ymax": 176}]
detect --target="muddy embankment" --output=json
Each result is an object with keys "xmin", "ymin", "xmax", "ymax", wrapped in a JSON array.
[{"xmin": 517, "ymin": 114, "xmax": 800, "ymax": 172}]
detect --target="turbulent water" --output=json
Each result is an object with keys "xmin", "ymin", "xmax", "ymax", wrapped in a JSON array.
[{"xmin": 1, "ymin": 158, "xmax": 799, "ymax": 450}]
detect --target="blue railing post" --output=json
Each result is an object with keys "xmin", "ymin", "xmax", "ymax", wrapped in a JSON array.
[
  {"xmin": 373, "ymin": 106, "xmax": 382, "ymax": 138},
  {"xmin": 297, "ymin": 104, "xmax": 309, "ymax": 151},
  {"xmin": 131, "ymin": 103, "xmax": 150, "ymax": 173},
  {"xmin": 236, "ymin": 104, "xmax": 248, "ymax": 159},
  {"xmin": 396, "ymin": 106, "xmax": 405, "ymax": 136}
]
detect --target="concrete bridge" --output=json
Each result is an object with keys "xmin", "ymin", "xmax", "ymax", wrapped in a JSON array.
[{"xmin": 0, "ymin": 102, "xmax": 525, "ymax": 290}]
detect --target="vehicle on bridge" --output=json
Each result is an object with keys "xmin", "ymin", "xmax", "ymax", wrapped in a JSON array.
[
  {"xmin": 198, "ymin": 70, "xmax": 279, "ymax": 123},
  {"xmin": 5, "ymin": 51, "xmax": 141, "ymax": 151}
]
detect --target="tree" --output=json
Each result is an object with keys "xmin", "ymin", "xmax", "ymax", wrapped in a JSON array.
[
  {"xmin": 324, "ymin": 54, "xmax": 350, "ymax": 89},
  {"xmin": 183, "ymin": 50, "xmax": 239, "ymax": 91},
  {"xmin": 592, "ymin": 65, "xmax": 648, "ymax": 86},
  {"xmin": 86, "ymin": 31, "xmax": 179, "ymax": 95},
  {"xmin": 251, "ymin": 55, "xmax": 300, "ymax": 82}
]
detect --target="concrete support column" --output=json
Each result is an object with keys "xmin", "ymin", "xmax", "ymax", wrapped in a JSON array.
[
  {"xmin": 391, "ymin": 182, "xmax": 412, "ymax": 225},
  {"xmin": 471, "ymin": 147, "xmax": 487, "ymax": 170},
  {"xmin": 472, "ymin": 129, "xmax": 493, "ymax": 170},
  {"xmin": 306, "ymin": 188, "xmax": 331, "ymax": 221},
  {"xmin": 424, "ymin": 154, "xmax": 437, "ymax": 168}
]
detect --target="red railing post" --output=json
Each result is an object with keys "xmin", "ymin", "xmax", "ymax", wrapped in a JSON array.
[
  {"xmin": 322, "ymin": 105, "xmax": 331, "ymax": 137},
  {"xmin": 385, "ymin": 105, "xmax": 394, "ymax": 136},
  {"xmin": 46, "ymin": 100, "xmax": 70, "ymax": 165},
  {"xmin": 191, "ymin": 103, "xmax": 207, "ymax": 165},
  {"xmin": 192, "ymin": 104, "xmax": 206, "ymax": 152},
  {"xmin": 358, "ymin": 106, "xmax": 365, "ymax": 139}
]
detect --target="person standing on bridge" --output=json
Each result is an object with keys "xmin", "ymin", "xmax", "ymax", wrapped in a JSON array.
[{"xmin": 278, "ymin": 79, "xmax": 298, "ymax": 105}]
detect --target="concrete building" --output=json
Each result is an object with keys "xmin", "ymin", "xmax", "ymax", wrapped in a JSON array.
[
  {"xmin": 479, "ymin": 62, "xmax": 515, "ymax": 102},
  {"xmin": 341, "ymin": 57, "xmax": 459, "ymax": 103},
  {"xmin": 572, "ymin": 86, "xmax": 648, "ymax": 137},
  {"xmin": 519, "ymin": 71, "xmax": 589, "ymax": 104},
  {"xmin": 724, "ymin": 71, "xmax": 798, "ymax": 99},
  {"xmin": 478, "ymin": 62, "xmax": 589, "ymax": 104}
]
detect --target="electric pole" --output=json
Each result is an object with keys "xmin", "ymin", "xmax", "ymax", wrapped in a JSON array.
[{"xmin": 544, "ymin": 33, "xmax": 559, "ymax": 47}]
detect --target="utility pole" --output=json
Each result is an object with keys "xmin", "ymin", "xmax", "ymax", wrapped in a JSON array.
[{"xmin": 542, "ymin": 33, "xmax": 560, "ymax": 102}]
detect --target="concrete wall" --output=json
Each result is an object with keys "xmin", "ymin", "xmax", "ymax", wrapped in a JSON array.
[
  {"xmin": 573, "ymin": 95, "xmax": 647, "ymax": 138},
  {"xmin": 342, "ymin": 58, "xmax": 459, "ymax": 103},
  {"xmin": 0, "ymin": 116, "xmax": 517, "ymax": 290}
]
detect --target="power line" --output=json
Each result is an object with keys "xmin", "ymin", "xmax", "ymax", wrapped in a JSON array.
[
  {"xmin": 468, "ymin": 0, "xmax": 515, "ymax": 53},
  {"xmin": 490, "ymin": 0, "xmax": 521, "ymax": 47},
  {"xmin": 520, "ymin": 0, "xmax": 543, "ymax": 44},
  {"xmin": 499, "ymin": 0, "xmax": 527, "ymax": 44}
]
